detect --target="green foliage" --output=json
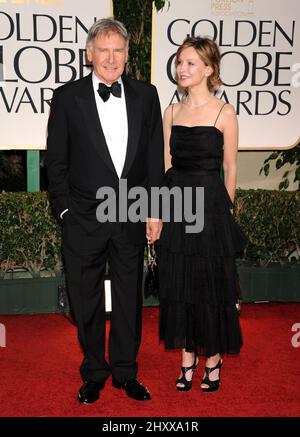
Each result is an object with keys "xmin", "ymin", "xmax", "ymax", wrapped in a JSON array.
[
  {"xmin": 0, "ymin": 151, "xmax": 26, "ymax": 191},
  {"xmin": 235, "ymin": 189, "xmax": 300, "ymax": 265},
  {"xmin": 0, "ymin": 192, "xmax": 62, "ymax": 277},
  {"xmin": 113, "ymin": 0, "xmax": 168, "ymax": 81},
  {"xmin": 0, "ymin": 190, "xmax": 299, "ymax": 276},
  {"xmin": 260, "ymin": 142, "xmax": 300, "ymax": 191}
]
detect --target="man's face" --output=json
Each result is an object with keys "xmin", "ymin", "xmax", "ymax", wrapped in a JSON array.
[{"xmin": 87, "ymin": 32, "xmax": 128, "ymax": 85}]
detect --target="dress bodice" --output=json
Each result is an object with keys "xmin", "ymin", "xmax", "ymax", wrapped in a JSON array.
[
  {"xmin": 159, "ymin": 119, "xmax": 246, "ymax": 256},
  {"xmin": 170, "ymin": 125, "xmax": 224, "ymax": 174}
]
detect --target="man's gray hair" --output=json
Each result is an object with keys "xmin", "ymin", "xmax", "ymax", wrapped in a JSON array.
[{"xmin": 86, "ymin": 17, "xmax": 129, "ymax": 48}]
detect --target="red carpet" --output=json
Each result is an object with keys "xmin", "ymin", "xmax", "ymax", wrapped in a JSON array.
[{"xmin": 0, "ymin": 304, "xmax": 299, "ymax": 417}]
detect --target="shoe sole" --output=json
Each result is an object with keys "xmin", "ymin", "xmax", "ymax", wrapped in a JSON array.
[
  {"xmin": 77, "ymin": 394, "xmax": 99, "ymax": 404},
  {"xmin": 112, "ymin": 382, "xmax": 151, "ymax": 400},
  {"xmin": 201, "ymin": 383, "xmax": 221, "ymax": 393}
]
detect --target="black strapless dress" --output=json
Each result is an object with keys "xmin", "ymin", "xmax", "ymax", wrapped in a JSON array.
[{"xmin": 158, "ymin": 125, "xmax": 246, "ymax": 356}]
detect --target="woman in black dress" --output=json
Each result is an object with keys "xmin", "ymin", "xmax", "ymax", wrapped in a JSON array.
[{"xmin": 159, "ymin": 36, "xmax": 246, "ymax": 392}]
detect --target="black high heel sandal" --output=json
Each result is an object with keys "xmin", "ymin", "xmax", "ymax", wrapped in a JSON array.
[
  {"xmin": 176, "ymin": 357, "xmax": 198, "ymax": 392},
  {"xmin": 201, "ymin": 359, "xmax": 223, "ymax": 392}
]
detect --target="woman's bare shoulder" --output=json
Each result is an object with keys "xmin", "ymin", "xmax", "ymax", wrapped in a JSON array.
[
  {"xmin": 213, "ymin": 97, "xmax": 236, "ymax": 116},
  {"xmin": 223, "ymin": 102, "xmax": 236, "ymax": 116},
  {"xmin": 164, "ymin": 101, "xmax": 182, "ymax": 120}
]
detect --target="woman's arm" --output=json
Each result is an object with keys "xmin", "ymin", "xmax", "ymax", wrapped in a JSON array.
[{"xmin": 221, "ymin": 104, "xmax": 239, "ymax": 205}]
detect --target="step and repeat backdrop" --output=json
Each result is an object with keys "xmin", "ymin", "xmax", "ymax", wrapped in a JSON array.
[
  {"xmin": 1, "ymin": 0, "xmax": 299, "ymax": 151},
  {"xmin": 0, "ymin": 0, "xmax": 111, "ymax": 149},
  {"xmin": 152, "ymin": 0, "xmax": 300, "ymax": 149}
]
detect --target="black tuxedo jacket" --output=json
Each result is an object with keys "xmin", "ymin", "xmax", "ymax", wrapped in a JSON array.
[{"xmin": 46, "ymin": 73, "xmax": 164, "ymax": 244}]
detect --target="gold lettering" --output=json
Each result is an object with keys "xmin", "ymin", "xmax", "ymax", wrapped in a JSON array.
[
  {"xmin": 12, "ymin": 0, "xmax": 31, "ymax": 4},
  {"xmin": 0, "ymin": 0, "xmax": 63, "ymax": 5}
]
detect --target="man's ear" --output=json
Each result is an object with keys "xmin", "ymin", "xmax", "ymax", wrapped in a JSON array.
[{"xmin": 86, "ymin": 46, "xmax": 93, "ymax": 63}]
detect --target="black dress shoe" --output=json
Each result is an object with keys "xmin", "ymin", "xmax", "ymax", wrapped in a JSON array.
[
  {"xmin": 112, "ymin": 378, "xmax": 151, "ymax": 401},
  {"xmin": 78, "ymin": 381, "xmax": 104, "ymax": 404}
]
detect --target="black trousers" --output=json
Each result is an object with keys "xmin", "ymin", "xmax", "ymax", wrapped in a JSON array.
[{"xmin": 62, "ymin": 214, "xmax": 145, "ymax": 383}]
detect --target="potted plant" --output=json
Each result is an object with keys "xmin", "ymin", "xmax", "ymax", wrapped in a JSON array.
[
  {"xmin": 0, "ymin": 192, "xmax": 63, "ymax": 314},
  {"xmin": 235, "ymin": 189, "xmax": 300, "ymax": 302}
]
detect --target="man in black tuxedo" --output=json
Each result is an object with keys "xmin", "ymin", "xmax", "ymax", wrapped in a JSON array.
[{"xmin": 46, "ymin": 18, "xmax": 164, "ymax": 403}]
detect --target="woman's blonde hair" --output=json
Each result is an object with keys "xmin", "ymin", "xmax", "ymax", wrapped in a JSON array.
[{"xmin": 175, "ymin": 36, "xmax": 222, "ymax": 92}]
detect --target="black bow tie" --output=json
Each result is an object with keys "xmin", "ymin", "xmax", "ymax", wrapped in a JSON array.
[{"xmin": 97, "ymin": 81, "xmax": 122, "ymax": 102}]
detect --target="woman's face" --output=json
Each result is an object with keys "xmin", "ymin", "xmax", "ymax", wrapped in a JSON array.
[{"xmin": 176, "ymin": 46, "xmax": 212, "ymax": 89}]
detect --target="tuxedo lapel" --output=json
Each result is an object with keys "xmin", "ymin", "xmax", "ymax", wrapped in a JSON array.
[
  {"xmin": 121, "ymin": 76, "xmax": 142, "ymax": 179},
  {"xmin": 75, "ymin": 73, "xmax": 118, "ymax": 176}
]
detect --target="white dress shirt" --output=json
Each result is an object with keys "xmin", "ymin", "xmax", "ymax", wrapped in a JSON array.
[
  {"xmin": 60, "ymin": 73, "xmax": 128, "ymax": 220},
  {"xmin": 92, "ymin": 71, "xmax": 128, "ymax": 179}
]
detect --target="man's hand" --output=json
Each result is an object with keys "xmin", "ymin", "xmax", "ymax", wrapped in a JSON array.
[{"xmin": 146, "ymin": 218, "xmax": 163, "ymax": 244}]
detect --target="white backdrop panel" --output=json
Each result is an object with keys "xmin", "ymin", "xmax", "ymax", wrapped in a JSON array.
[{"xmin": 152, "ymin": 0, "xmax": 300, "ymax": 149}]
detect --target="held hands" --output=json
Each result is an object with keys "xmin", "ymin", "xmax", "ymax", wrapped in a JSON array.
[{"xmin": 146, "ymin": 218, "xmax": 163, "ymax": 244}]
